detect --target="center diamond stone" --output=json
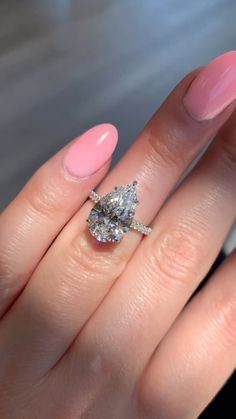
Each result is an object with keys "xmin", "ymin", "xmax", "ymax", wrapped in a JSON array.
[{"xmin": 87, "ymin": 182, "xmax": 138, "ymax": 243}]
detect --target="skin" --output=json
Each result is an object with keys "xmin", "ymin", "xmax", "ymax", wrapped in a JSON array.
[{"xmin": 0, "ymin": 66, "xmax": 236, "ymax": 419}]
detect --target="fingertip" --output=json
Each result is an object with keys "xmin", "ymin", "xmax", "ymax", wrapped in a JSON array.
[{"xmin": 63, "ymin": 123, "xmax": 119, "ymax": 178}]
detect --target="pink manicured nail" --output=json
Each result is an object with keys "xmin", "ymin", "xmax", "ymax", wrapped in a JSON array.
[
  {"xmin": 64, "ymin": 123, "xmax": 118, "ymax": 177},
  {"xmin": 184, "ymin": 51, "xmax": 236, "ymax": 120}
]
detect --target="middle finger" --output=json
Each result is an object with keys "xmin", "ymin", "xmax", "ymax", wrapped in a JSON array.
[{"xmin": 75, "ymin": 104, "xmax": 236, "ymax": 394}]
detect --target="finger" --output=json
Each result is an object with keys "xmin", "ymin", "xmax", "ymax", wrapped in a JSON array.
[
  {"xmin": 2, "ymin": 52, "xmax": 236, "ymax": 375},
  {"xmin": 139, "ymin": 250, "xmax": 236, "ymax": 419},
  {"xmin": 0, "ymin": 124, "xmax": 118, "ymax": 316},
  {"xmin": 73, "ymin": 100, "xmax": 236, "ymax": 388}
]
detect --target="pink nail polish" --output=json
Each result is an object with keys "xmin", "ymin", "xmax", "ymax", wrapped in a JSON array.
[
  {"xmin": 64, "ymin": 123, "xmax": 118, "ymax": 177},
  {"xmin": 184, "ymin": 51, "xmax": 236, "ymax": 120}
]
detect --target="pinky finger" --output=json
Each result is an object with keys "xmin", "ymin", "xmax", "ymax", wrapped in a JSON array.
[{"xmin": 139, "ymin": 248, "xmax": 236, "ymax": 419}]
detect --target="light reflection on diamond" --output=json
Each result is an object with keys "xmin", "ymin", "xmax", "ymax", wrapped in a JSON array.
[{"xmin": 88, "ymin": 183, "xmax": 138, "ymax": 243}]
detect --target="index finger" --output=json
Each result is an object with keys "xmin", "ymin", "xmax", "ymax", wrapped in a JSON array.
[{"xmin": 0, "ymin": 123, "xmax": 118, "ymax": 315}]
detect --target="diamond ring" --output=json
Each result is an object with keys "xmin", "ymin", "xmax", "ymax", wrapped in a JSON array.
[{"xmin": 87, "ymin": 181, "xmax": 152, "ymax": 243}]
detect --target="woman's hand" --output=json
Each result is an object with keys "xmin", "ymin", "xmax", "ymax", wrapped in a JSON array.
[{"xmin": 0, "ymin": 51, "xmax": 236, "ymax": 419}]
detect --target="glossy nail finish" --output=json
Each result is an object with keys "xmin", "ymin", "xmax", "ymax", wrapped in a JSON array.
[
  {"xmin": 64, "ymin": 124, "xmax": 118, "ymax": 177},
  {"xmin": 184, "ymin": 51, "xmax": 236, "ymax": 120}
]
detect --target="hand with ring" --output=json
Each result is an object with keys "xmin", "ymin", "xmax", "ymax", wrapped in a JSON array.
[{"xmin": 0, "ymin": 51, "xmax": 236, "ymax": 419}]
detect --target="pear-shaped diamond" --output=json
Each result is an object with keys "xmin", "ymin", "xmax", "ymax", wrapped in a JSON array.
[{"xmin": 87, "ymin": 182, "xmax": 138, "ymax": 243}]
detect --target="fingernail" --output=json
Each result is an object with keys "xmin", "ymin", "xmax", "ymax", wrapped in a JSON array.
[
  {"xmin": 64, "ymin": 123, "xmax": 118, "ymax": 177},
  {"xmin": 183, "ymin": 51, "xmax": 236, "ymax": 120}
]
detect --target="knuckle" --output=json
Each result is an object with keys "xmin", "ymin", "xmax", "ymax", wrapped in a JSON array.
[
  {"xmin": 147, "ymin": 128, "xmax": 186, "ymax": 169},
  {"xmin": 213, "ymin": 289, "xmax": 236, "ymax": 347},
  {"xmin": 0, "ymin": 249, "xmax": 24, "ymax": 299},
  {"xmin": 220, "ymin": 136, "xmax": 236, "ymax": 173},
  {"xmin": 143, "ymin": 225, "xmax": 203, "ymax": 289},
  {"xmin": 222, "ymin": 307, "xmax": 236, "ymax": 346},
  {"xmin": 66, "ymin": 230, "xmax": 126, "ymax": 280},
  {"xmin": 0, "ymin": 251, "xmax": 14, "ymax": 284},
  {"xmin": 23, "ymin": 170, "xmax": 63, "ymax": 218}
]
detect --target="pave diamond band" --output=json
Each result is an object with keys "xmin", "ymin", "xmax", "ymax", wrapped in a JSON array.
[
  {"xmin": 89, "ymin": 190, "xmax": 101, "ymax": 204},
  {"xmin": 130, "ymin": 219, "xmax": 152, "ymax": 235},
  {"xmin": 87, "ymin": 182, "xmax": 152, "ymax": 243}
]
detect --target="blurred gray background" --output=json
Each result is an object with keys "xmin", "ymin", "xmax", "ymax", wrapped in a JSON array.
[
  {"xmin": 0, "ymin": 1, "xmax": 236, "ymax": 415},
  {"xmin": 0, "ymin": 0, "xmax": 235, "ymax": 250}
]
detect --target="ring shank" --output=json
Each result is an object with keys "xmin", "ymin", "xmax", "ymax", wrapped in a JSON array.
[{"xmin": 130, "ymin": 219, "xmax": 152, "ymax": 235}]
